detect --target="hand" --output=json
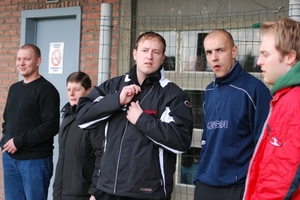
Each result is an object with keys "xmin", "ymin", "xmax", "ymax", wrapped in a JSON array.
[
  {"xmin": 3, "ymin": 138, "xmax": 17, "ymax": 154},
  {"xmin": 119, "ymin": 85, "xmax": 141, "ymax": 106},
  {"xmin": 127, "ymin": 101, "xmax": 143, "ymax": 125},
  {"xmin": 90, "ymin": 195, "xmax": 96, "ymax": 200}
]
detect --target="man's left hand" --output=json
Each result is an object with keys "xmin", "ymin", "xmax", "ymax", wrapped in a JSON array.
[{"xmin": 126, "ymin": 101, "xmax": 143, "ymax": 125}]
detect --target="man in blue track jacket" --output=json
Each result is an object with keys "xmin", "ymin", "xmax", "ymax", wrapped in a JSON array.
[{"xmin": 193, "ymin": 29, "xmax": 272, "ymax": 200}]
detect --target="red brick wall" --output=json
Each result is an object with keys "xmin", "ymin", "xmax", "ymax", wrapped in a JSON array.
[{"xmin": 0, "ymin": 0, "xmax": 120, "ymax": 198}]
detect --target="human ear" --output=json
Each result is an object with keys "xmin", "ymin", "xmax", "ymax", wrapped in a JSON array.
[
  {"xmin": 286, "ymin": 50, "xmax": 297, "ymax": 66},
  {"xmin": 133, "ymin": 49, "xmax": 137, "ymax": 60},
  {"xmin": 232, "ymin": 45, "xmax": 238, "ymax": 59},
  {"xmin": 37, "ymin": 57, "xmax": 42, "ymax": 66},
  {"xmin": 86, "ymin": 87, "xmax": 92, "ymax": 94}
]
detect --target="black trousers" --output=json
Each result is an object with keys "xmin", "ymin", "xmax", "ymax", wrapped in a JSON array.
[
  {"xmin": 194, "ymin": 181, "xmax": 245, "ymax": 200},
  {"xmin": 94, "ymin": 189, "xmax": 170, "ymax": 200}
]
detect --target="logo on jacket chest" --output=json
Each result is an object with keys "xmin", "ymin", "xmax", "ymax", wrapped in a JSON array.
[
  {"xmin": 207, "ymin": 120, "xmax": 228, "ymax": 130},
  {"xmin": 267, "ymin": 124, "xmax": 283, "ymax": 147},
  {"xmin": 144, "ymin": 109, "xmax": 157, "ymax": 116},
  {"xmin": 268, "ymin": 136, "xmax": 283, "ymax": 147}
]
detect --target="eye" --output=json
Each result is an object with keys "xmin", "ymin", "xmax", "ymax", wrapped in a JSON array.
[{"xmin": 261, "ymin": 51, "xmax": 268, "ymax": 57}]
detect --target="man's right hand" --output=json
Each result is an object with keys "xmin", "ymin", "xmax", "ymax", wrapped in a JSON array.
[
  {"xmin": 119, "ymin": 84, "xmax": 141, "ymax": 106},
  {"xmin": 3, "ymin": 138, "xmax": 17, "ymax": 154}
]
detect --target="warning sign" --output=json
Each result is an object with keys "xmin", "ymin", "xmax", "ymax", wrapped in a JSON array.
[{"xmin": 49, "ymin": 42, "xmax": 64, "ymax": 74}]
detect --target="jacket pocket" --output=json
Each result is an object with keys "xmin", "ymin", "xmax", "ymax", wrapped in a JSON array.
[{"xmin": 125, "ymin": 147, "xmax": 164, "ymax": 196}]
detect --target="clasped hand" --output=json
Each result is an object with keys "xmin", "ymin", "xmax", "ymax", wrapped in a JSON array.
[
  {"xmin": 119, "ymin": 85, "xmax": 143, "ymax": 125},
  {"xmin": 127, "ymin": 101, "xmax": 143, "ymax": 125}
]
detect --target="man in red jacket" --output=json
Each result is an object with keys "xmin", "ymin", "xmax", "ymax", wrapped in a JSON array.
[{"xmin": 243, "ymin": 17, "xmax": 300, "ymax": 200}]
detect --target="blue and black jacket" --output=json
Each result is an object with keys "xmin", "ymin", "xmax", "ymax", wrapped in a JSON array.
[{"xmin": 194, "ymin": 62, "xmax": 271, "ymax": 187}]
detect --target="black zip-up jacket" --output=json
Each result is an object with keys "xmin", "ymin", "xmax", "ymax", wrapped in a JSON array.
[
  {"xmin": 76, "ymin": 66, "xmax": 193, "ymax": 199},
  {"xmin": 53, "ymin": 103, "xmax": 104, "ymax": 200}
]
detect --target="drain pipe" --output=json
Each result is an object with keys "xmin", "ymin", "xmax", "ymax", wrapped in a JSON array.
[
  {"xmin": 98, "ymin": 3, "xmax": 112, "ymax": 85},
  {"xmin": 289, "ymin": 0, "xmax": 300, "ymax": 22}
]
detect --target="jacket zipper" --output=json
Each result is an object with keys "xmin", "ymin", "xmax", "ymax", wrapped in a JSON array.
[
  {"xmin": 113, "ymin": 84, "xmax": 155, "ymax": 193},
  {"xmin": 113, "ymin": 121, "xmax": 129, "ymax": 193}
]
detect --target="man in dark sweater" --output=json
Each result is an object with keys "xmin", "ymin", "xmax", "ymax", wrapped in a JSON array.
[{"xmin": 0, "ymin": 44, "xmax": 60, "ymax": 200}]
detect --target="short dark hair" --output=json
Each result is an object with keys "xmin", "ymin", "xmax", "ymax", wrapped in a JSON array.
[
  {"xmin": 66, "ymin": 71, "xmax": 92, "ymax": 90},
  {"xmin": 20, "ymin": 44, "xmax": 41, "ymax": 58},
  {"xmin": 135, "ymin": 31, "xmax": 166, "ymax": 53}
]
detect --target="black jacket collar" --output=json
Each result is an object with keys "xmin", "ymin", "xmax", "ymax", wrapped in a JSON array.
[
  {"xmin": 61, "ymin": 103, "xmax": 76, "ymax": 118},
  {"xmin": 127, "ymin": 65, "xmax": 163, "ymax": 86}
]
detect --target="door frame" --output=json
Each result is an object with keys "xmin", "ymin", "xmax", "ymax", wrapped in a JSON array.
[{"xmin": 20, "ymin": 6, "xmax": 81, "ymax": 72}]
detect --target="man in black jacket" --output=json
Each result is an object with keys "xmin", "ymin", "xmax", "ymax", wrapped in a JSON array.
[{"xmin": 76, "ymin": 32, "xmax": 194, "ymax": 200}]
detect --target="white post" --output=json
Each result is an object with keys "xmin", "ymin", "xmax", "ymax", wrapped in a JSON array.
[{"xmin": 98, "ymin": 3, "xmax": 112, "ymax": 85}]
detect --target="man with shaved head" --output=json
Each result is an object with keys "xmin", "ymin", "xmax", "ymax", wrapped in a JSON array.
[{"xmin": 193, "ymin": 29, "xmax": 271, "ymax": 200}]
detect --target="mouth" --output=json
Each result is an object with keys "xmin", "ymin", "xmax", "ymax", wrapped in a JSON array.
[
  {"xmin": 144, "ymin": 62, "xmax": 153, "ymax": 66},
  {"xmin": 213, "ymin": 64, "xmax": 221, "ymax": 70}
]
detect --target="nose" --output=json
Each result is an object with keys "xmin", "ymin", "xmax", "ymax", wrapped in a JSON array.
[
  {"xmin": 211, "ymin": 51, "xmax": 218, "ymax": 61},
  {"xmin": 69, "ymin": 89, "xmax": 75, "ymax": 96},
  {"xmin": 256, "ymin": 55, "xmax": 263, "ymax": 66},
  {"xmin": 146, "ymin": 51, "xmax": 153, "ymax": 59}
]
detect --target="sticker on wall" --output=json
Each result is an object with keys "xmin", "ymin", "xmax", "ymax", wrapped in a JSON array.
[{"xmin": 48, "ymin": 42, "xmax": 64, "ymax": 74}]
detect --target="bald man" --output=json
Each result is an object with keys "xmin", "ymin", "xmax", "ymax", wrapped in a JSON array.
[{"xmin": 193, "ymin": 30, "xmax": 271, "ymax": 200}]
